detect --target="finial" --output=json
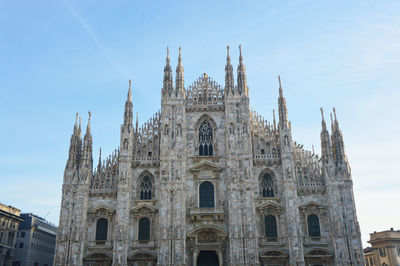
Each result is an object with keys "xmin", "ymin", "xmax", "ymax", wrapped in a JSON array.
[
  {"xmin": 239, "ymin": 44, "xmax": 242, "ymax": 57},
  {"xmin": 75, "ymin": 112, "xmax": 79, "ymax": 126},
  {"xmin": 127, "ymin": 79, "xmax": 132, "ymax": 101},
  {"xmin": 166, "ymin": 46, "xmax": 170, "ymax": 65},
  {"xmin": 330, "ymin": 112, "xmax": 334, "ymax": 125},
  {"xmin": 278, "ymin": 75, "xmax": 283, "ymax": 97},
  {"xmin": 226, "ymin": 45, "xmax": 231, "ymax": 64},
  {"xmin": 177, "ymin": 46, "xmax": 182, "ymax": 67},
  {"xmin": 333, "ymin": 107, "xmax": 337, "ymax": 121},
  {"xmin": 320, "ymin": 107, "xmax": 325, "ymax": 121},
  {"xmin": 239, "ymin": 44, "xmax": 243, "ymax": 64},
  {"xmin": 79, "ymin": 116, "xmax": 82, "ymax": 127},
  {"xmin": 87, "ymin": 111, "xmax": 91, "ymax": 132}
]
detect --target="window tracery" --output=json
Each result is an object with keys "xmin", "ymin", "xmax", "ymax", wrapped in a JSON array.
[
  {"xmin": 199, "ymin": 121, "xmax": 213, "ymax": 156},
  {"xmin": 261, "ymin": 173, "xmax": 275, "ymax": 197},
  {"xmin": 139, "ymin": 175, "xmax": 152, "ymax": 200}
]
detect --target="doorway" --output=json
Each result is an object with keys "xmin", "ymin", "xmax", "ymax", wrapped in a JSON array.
[{"xmin": 197, "ymin": 250, "xmax": 219, "ymax": 266}]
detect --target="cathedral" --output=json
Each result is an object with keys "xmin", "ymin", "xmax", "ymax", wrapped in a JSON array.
[{"xmin": 54, "ymin": 46, "xmax": 364, "ymax": 266}]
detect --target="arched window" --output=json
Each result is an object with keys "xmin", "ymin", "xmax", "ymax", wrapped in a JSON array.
[
  {"xmin": 265, "ymin": 215, "xmax": 277, "ymax": 238},
  {"xmin": 261, "ymin": 173, "xmax": 274, "ymax": 197},
  {"xmin": 140, "ymin": 175, "xmax": 152, "ymax": 200},
  {"xmin": 199, "ymin": 121, "xmax": 213, "ymax": 156},
  {"xmin": 138, "ymin": 217, "xmax": 150, "ymax": 241},
  {"xmin": 96, "ymin": 218, "xmax": 108, "ymax": 241},
  {"xmin": 199, "ymin": 181, "xmax": 214, "ymax": 208},
  {"xmin": 307, "ymin": 214, "xmax": 321, "ymax": 237}
]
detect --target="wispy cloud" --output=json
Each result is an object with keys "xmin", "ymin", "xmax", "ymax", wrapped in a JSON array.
[{"xmin": 61, "ymin": 0, "xmax": 129, "ymax": 78}]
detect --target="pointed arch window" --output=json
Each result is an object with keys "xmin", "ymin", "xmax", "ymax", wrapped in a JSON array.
[
  {"xmin": 199, "ymin": 181, "xmax": 214, "ymax": 208},
  {"xmin": 307, "ymin": 214, "xmax": 321, "ymax": 237},
  {"xmin": 96, "ymin": 218, "xmax": 108, "ymax": 241},
  {"xmin": 138, "ymin": 217, "xmax": 150, "ymax": 241},
  {"xmin": 199, "ymin": 122, "xmax": 213, "ymax": 156},
  {"xmin": 261, "ymin": 173, "xmax": 274, "ymax": 197},
  {"xmin": 139, "ymin": 175, "xmax": 152, "ymax": 200},
  {"xmin": 265, "ymin": 215, "xmax": 277, "ymax": 238}
]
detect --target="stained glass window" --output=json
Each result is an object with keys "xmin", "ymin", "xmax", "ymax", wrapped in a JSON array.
[{"xmin": 199, "ymin": 122, "xmax": 213, "ymax": 156}]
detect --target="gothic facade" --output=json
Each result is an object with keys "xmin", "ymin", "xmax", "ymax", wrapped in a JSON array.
[{"xmin": 54, "ymin": 46, "xmax": 364, "ymax": 265}]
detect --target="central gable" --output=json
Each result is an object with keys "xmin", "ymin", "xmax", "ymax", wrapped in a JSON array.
[{"xmin": 186, "ymin": 73, "xmax": 225, "ymax": 111}]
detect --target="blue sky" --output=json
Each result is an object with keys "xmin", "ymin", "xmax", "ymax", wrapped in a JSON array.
[{"xmin": 0, "ymin": 0, "xmax": 399, "ymax": 247}]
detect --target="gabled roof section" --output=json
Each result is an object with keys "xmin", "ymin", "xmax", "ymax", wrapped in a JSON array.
[
  {"xmin": 299, "ymin": 201, "xmax": 325, "ymax": 210},
  {"xmin": 89, "ymin": 205, "xmax": 115, "ymax": 215},
  {"xmin": 257, "ymin": 201, "xmax": 283, "ymax": 211},
  {"xmin": 189, "ymin": 161, "xmax": 222, "ymax": 173},
  {"xmin": 131, "ymin": 204, "xmax": 158, "ymax": 213},
  {"xmin": 186, "ymin": 73, "xmax": 224, "ymax": 110}
]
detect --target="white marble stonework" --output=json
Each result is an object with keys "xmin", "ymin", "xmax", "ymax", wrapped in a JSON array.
[{"xmin": 54, "ymin": 46, "xmax": 364, "ymax": 266}]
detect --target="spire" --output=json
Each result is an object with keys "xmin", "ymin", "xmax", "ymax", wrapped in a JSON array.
[
  {"xmin": 97, "ymin": 147, "xmax": 102, "ymax": 170},
  {"xmin": 86, "ymin": 111, "xmax": 91, "ymax": 134},
  {"xmin": 320, "ymin": 107, "xmax": 333, "ymax": 164},
  {"xmin": 330, "ymin": 108, "xmax": 348, "ymax": 166},
  {"xmin": 175, "ymin": 46, "xmax": 185, "ymax": 97},
  {"xmin": 278, "ymin": 75, "xmax": 289, "ymax": 129},
  {"xmin": 123, "ymin": 79, "xmax": 133, "ymax": 125},
  {"xmin": 66, "ymin": 113, "xmax": 82, "ymax": 170},
  {"xmin": 135, "ymin": 112, "xmax": 139, "ymax": 134},
  {"xmin": 273, "ymin": 109, "xmax": 277, "ymax": 132},
  {"xmin": 74, "ymin": 112, "xmax": 79, "ymax": 135},
  {"xmin": 162, "ymin": 46, "xmax": 173, "ymax": 97},
  {"xmin": 128, "ymin": 79, "xmax": 132, "ymax": 101},
  {"xmin": 81, "ymin": 111, "xmax": 93, "ymax": 166},
  {"xmin": 225, "ymin": 45, "xmax": 235, "ymax": 96},
  {"xmin": 237, "ymin": 45, "xmax": 248, "ymax": 96},
  {"xmin": 78, "ymin": 115, "xmax": 82, "ymax": 138}
]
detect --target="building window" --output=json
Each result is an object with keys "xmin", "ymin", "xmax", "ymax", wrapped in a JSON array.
[
  {"xmin": 199, "ymin": 121, "xmax": 213, "ymax": 156},
  {"xmin": 307, "ymin": 214, "xmax": 321, "ymax": 237},
  {"xmin": 139, "ymin": 175, "xmax": 152, "ymax": 200},
  {"xmin": 138, "ymin": 217, "xmax": 150, "ymax": 241},
  {"xmin": 261, "ymin": 173, "xmax": 274, "ymax": 197},
  {"xmin": 20, "ymin": 232, "xmax": 25, "ymax": 238},
  {"xmin": 379, "ymin": 248, "xmax": 386, "ymax": 257},
  {"xmin": 34, "ymin": 263, "xmax": 38, "ymax": 266},
  {"xmin": 19, "ymin": 242, "xmax": 23, "ymax": 248},
  {"xmin": 265, "ymin": 215, "xmax": 277, "ymax": 238},
  {"xmin": 199, "ymin": 181, "xmax": 215, "ymax": 208},
  {"xmin": 397, "ymin": 245, "xmax": 400, "ymax": 257},
  {"xmin": 95, "ymin": 218, "xmax": 108, "ymax": 241}
]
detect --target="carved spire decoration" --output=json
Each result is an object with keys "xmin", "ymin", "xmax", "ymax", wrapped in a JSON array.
[
  {"xmin": 86, "ymin": 111, "xmax": 91, "ymax": 134},
  {"xmin": 278, "ymin": 75, "xmax": 289, "ymax": 129},
  {"xmin": 123, "ymin": 79, "xmax": 133, "ymax": 125},
  {"xmin": 225, "ymin": 45, "xmax": 234, "ymax": 95},
  {"xmin": 320, "ymin": 107, "xmax": 333, "ymax": 165},
  {"xmin": 163, "ymin": 46, "xmax": 173, "ymax": 97},
  {"xmin": 237, "ymin": 44, "xmax": 248, "ymax": 96},
  {"xmin": 175, "ymin": 46, "xmax": 185, "ymax": 97}
]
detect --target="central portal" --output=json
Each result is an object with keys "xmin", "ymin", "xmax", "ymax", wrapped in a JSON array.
[{"xmin": 197, "ymin": 250, "xmax": 219, "ymax": 266}]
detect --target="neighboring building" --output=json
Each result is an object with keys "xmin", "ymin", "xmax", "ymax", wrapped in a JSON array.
[
  {"xmin": 364, "ymin": 247, "xmax": 375, "ymax": 266},
  {"xmin": 364, "ymin": 228, "xmax": 400, "ymax": 266},
  {"xmin": 12, "ymin": 213, "xmax": 57, "ymax": 266},
  {"xmin": 54, "ymin": 46, "xmax": 364, "ymax": 265},
  {"xmin": 0, "ymin": 203, "xmax": 23, "ymax": 266}
]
